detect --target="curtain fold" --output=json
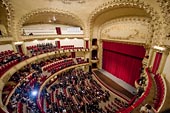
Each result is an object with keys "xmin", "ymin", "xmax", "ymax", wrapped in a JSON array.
[{"xmin": 102, "ymin": 41, "xmax": 145, "ymax": 86}]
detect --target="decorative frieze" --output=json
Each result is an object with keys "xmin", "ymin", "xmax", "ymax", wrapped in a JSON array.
[
  {"xmin": 99, "ymin": 17, "xmax": 152, "ymax": 43},
  {"xmin": 88, "ymin": 0, "xmax": 162, "ymax": 46},
  {"xmin": 1, "ymin": 0, "xmax": 15, "ymax": 36}
]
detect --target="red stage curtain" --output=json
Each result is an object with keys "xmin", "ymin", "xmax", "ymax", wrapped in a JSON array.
[
  {"xmin": 152, "ymin": 52, "xmax": 162, "ymax": 74},
  {"xmin": 56, "ymin": 27, "xmax": 61, "ymax": 35},
  {"xmin": 85, "ymin": 40, "xmax": 89, "ymax": 49},
  {"xmin": 103, "ymin": 41, "xmax": 145, "ymax": 58},
  {"xmin": 102, "ymin": 41, "xmax": 145, "ymax": 86}
]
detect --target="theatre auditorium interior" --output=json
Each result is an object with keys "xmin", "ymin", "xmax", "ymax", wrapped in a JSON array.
[{"xmin": 1, "ymin": 0, "xmax": 170, "ymax": 113}]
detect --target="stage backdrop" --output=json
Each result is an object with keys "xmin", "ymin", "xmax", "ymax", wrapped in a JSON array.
[{"xmin": 102, "ymin": 41, "xmax": 146, "ymax": 86}]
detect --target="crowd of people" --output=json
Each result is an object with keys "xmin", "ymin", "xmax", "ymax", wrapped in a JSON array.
[
  {"xmin": 0, "ymin": 50, "xmax": 28, "ymax": 75},
  {"xmin": 0, "ymin": 51, "xmax": 28, "ymax": 66},
  {"xmin": 27, "ymin": 43, "xmax": 88, "ymax": 57},
  {"xmin": 42, "ymin": 68, "xmax": 111, "ymax": 113},
  {"xmin": 27, "ymin": 43, "xmax": 57, "ymax": 57},
  {"xmin": 136, "ymin": 74, "xmax": 147, "ymax": 97},
  {"xmin": 6, "ymin": 62, "xmax": 44, "ymax": 113},
  {"xmin": 4, "ymin": 55, "xmax": 64, "ymax": 112},
  {"xmin": 3, "ymin": 54, "xmax": 88, "ymax": 113},
  {"xmin": 1, "ymin": 48, "xmax": 155, "ymax": 113}
]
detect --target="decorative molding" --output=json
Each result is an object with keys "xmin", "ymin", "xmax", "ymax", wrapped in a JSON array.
[
  {"xmin": 1, "ymin": 0, "xmax": 15, "ymax": 36},
  {"xmin": 156, "ymin": 0, "xmax": 170, "ymax": 40},
  {"xmin": 17, "ymin": 8, "xmax": 85, "ymax": 38},
  {"xmin": 87, "ymin": 0, "xmax": 161, "ymax": 45},
  {"xmin": 99, "ymin": 17, "xmax": 152, "ymax": 44}
]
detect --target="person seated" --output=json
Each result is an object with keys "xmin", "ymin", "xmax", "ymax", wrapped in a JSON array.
[
  {"xmin": 140, "ymin": 104, "xmax": 158, "ymax": 113},
  {"xmin": 136, "ymin": 86, "xmax": 144, "ymax": 97},
  {"xmin": 145, "ymin": 104, "xmax": 158, "ymax": 113},
  {"xmin": 140, "ymin": 105, "xmax": 147, "ymax": 113}
]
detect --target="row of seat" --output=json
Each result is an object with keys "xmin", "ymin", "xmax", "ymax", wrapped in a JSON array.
[
  {"xmin": 118, "ymin": 68, "xmax": 152, "ymax": 113},
  {"xmin": 0, "ymin": 48, "xmax": 88, "ymax": 112},
  {"xmin": 104, "ymin": 101, "xmax": 123, "ymax": 113},
  {"xmin": 0, "ymin": 52, "xmax": 28, "ymax": 77},
  {"xmin": 43, "ymin": 58, "xmax": 72, "ymax": 71},
  {"xmin": 27, "ymin": 44, "xmax": 87, "ymax": 57},
  {"xmin": 0, "ymin": 50, "xmax": 14, "ymax": 58},
  {"xmin": 43, "ymin": 59, "xmax": 75, "ymax": 73},
  {"xmin": 0, "ymin": 59, "xmax": 18, "ymax": 76},
  {"xmin": 26, "ymin": 45, "xmax": 37, "ymax": 50},
  {"xmin": 41, "ymin": 69, "xmax": 110, "ymax": 113},
  {"xmin": 3, "ymin": 57, "xmax": 73, "ymax": 106},
  {"xmin": 154, "ymin": 74, "xmax": 165, "ymax": 110}
]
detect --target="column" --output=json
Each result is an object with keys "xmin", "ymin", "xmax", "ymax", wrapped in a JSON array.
[
  {"xmin": 157, "ymin": 50, "xmax": 169, "ymax": 74},
  {"xmin": 148, "ymin": 48, "xmax": 154, "ymax": 68}
]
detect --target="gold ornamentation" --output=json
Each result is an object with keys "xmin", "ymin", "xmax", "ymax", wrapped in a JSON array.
[
  {"xmin": 87, "ymin": 0, "xmax": 161, "ymax": 45},
  {"xmin": 59, "ymin": 0, "xmax": 85, "ymax": 4},
  {"xmin": 1, "ymin": 0, "xmax": 15, "ymax": 36},
  {"xmin": 17, "ymin": 8, "xmax": 85, "ymax": 37},
  {"xmin": 99, "ymin": 17, "xmax": 152, "ymax": 42}
]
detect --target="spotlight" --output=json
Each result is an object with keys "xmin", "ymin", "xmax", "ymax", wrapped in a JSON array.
[{"xmin": 31, "ymin": 90, "xmax": 38, "ymax": 96}]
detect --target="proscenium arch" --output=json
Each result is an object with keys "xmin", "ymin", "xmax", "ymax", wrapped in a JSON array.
[
  {"xmin": 97, "ymin": 16, "xmax": 152, "ymax": 69},
  {"xmin": 87, "ymin": 0, "xmax": 162, "ymax": 45},
  {"xmin": 17, "ymin": 8, "xmax": 85, "ymax": 37}
]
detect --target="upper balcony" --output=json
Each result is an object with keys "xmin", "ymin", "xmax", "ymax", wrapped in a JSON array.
[{"xmin": 21, "ymin": 34, "xmax": 85, "ymax": 40}]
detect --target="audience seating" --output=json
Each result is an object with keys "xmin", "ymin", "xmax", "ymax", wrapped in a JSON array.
[
  {"xmin": 1, "ymin": 46, "xmax": 158, "ymax": 113},
  {"xmin": 0, "ymin": 50, "xmax": 28, "ymax": 76},
  {"xmin": 154, "ymin": 74, "xmax": 165, "ymax": 111},
  {"xmin": 26, "ymin": 43, "xmax": 57, "ymax": 56},
  {"xmin": 27, "ymin": 44, "xmax": 88, "ymax": 57},
  {"xmin": 3, "ymin": 55, "xmax": 88, "ymax": 113},
  {"xmin": 117, "ymin": 68, "xmax": 152, "ymax": 113},
  {"xmin": 40, "ymin": 69, "xmax": 110, "ymax": 113}
]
